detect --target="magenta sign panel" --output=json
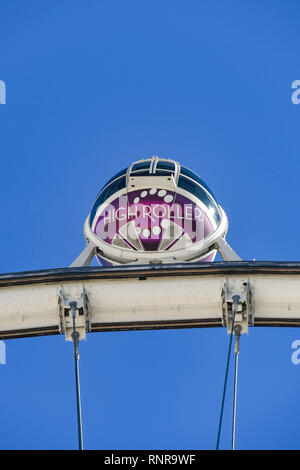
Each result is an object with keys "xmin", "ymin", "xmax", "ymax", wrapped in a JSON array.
[{"xmin": 91, "ymin": 186, "xmax": 216, "ymax": 264}]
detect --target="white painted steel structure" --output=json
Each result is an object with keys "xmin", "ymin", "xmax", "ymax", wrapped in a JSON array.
[{"xmin": 0, "ymin": 262, "xmax": 300, "ymax": 340}]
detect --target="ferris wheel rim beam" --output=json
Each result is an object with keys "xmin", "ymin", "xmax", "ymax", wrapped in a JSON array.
[
  {"xmin": 2, "ymin": 320, "xmax": 300, "ymax": 342},
  {"xmin": 3, "ymin": 261, "xmax": 300, "ymax": 287},
  {"xmin": 1, "ymin": 261, "xmax": 300, "ymax": 341}
]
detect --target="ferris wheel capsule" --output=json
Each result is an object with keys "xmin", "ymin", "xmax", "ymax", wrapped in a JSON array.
[{"xmin": 71, "ymin": 157, "xmax": 241, "ymax": 266}]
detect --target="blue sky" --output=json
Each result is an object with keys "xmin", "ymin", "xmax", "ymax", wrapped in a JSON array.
[{"xmin": 1, "ymin": 0, "xmax": 300, "ymax": 450}]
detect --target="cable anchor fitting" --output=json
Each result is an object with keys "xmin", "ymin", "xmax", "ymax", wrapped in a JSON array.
[
  {"xmin": 58, "ymin": 289, "xmax": 91, "ymax": 342},
  {"xmin": 221, "ymin": 282, "xmax": 254, "ymax": 336}
]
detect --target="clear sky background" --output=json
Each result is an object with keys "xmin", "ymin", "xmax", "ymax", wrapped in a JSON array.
[{"xmin": 1, "ymin": 0, "xmax": 300, "ymax": 450}]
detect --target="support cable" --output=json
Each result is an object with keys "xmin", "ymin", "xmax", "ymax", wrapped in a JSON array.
[
  {"xmin": 231, "ymin": 325, "xmax": 241, "ymax": 450},
  {"xmin": 216, "ymin": 295, "xmax": 240, "ymax": 450},
  {"xmin": 70, "ymin": 301, "xmax": 84, "ymax": 451}
]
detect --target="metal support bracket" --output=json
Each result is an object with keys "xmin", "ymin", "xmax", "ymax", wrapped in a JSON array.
[
  {"xmin": 221, "ymin": 282, "xmax": 254, "ymax": 335},
  {"xmin": 58, "ymin": 289, "xmax": 91, "ymax": 341},
  {"xmin": 70, "ymin": 241, "xmax": 97, "ymax": 268},
  {"xmin": 216, "ymin": 236, "xmax": 242, "ymax": 262}
]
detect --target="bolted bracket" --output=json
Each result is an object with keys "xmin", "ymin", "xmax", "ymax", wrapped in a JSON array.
[
  {"xmin": 221, "ymin": 282, "xmax": 254, "ymax": 335},
  {"xmin": 58, "ymin": 289, "xmax": 91, "ymax": 342}
]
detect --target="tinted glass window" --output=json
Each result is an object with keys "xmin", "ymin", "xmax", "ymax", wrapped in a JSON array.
[
  {"xmin": 90, "ymin": 175, "xmax": 127, "ymax": 225},
  {"xmin": 156, "ymin": 161, "xmax": 175, "ymax": 172},
  {"xmin": 130, "ymin": 169, "xmax": 174, "ymax": 177},
  {"xmin": 131, "ymin": 162, "xmax": 151, "ymax": 172},
  {"xmin": 178, "ymin": 175, "xmax": 220, "ymax": 225},
  {"xmin": 180, "ymin": 166, "xmax": 216, "ymax": 200},
  {"xmin": 95, "ymin": 167, "xmax": 127, "ymax": 197}
]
